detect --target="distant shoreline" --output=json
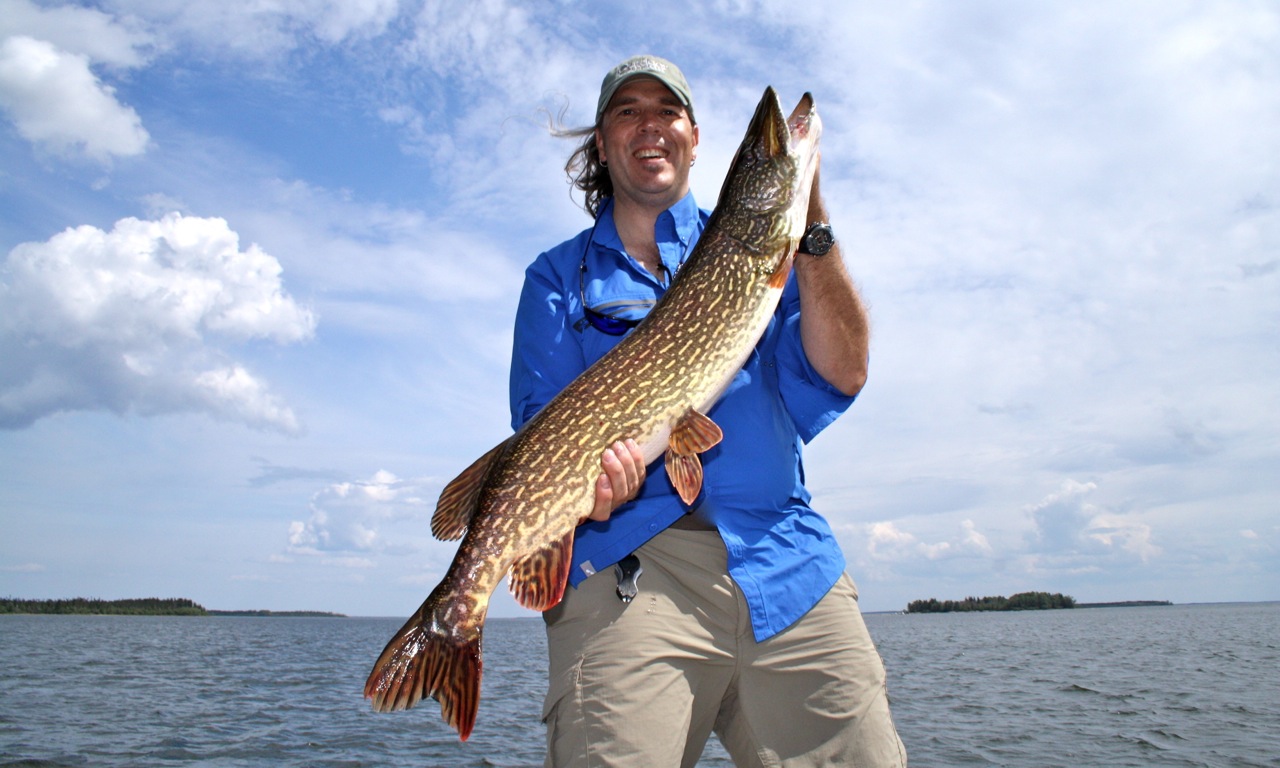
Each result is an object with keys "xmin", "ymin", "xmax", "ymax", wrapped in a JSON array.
[
  {"xmin": 207, "ymin": 610, "xmax": 348, "ymax": 618},
  {"xmin": 905, "ymin": 592, "xmax": 1174, "ymax": 614},
  {"xmin": 1, "ymin": 597, "xmax": 345, "ymax": 618},
  {"xmin": 1075, "ymin": 600, "xmax": 1173, "ymax": 609}
]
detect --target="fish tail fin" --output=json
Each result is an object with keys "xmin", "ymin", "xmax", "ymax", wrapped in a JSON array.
[{"xmin": 364, "ymin": 592, "xmax": 485, "ymax": 741}]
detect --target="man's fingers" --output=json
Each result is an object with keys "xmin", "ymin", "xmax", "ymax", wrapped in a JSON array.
[
  {"xmin": 588, "ymin": 472, "xmax": 614, "ymax": 523},
  {"xmin": 585, "ymin": 440, "xmax": 646, "ymax": 525},
  {"xmin": 618, "ymin": 439, "xmax": 645, "ymax": 492}
]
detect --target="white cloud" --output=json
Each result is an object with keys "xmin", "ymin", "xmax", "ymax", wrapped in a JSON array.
[
  {"xmin": 960, "ymin": 518, "xmax": 993, "ymax": 555},
  {"xmin": 1024, "ymin": 480, "xmax": 1162, "ymax": 564},
  {"xmin": 1025, "ymin": 480, "xmax": 1099, "ymax": 552},
  {"xmin": 865, "ymin": 518, "xmax": 993, "ymax": 563},
  {"xmin": 0, "ymin": 561, "xmax": 45, "ymax": 573},
  {"xmin": 193, "ymin": 366, "xmax": 305, "ymax": 434},
  {"xmin": 0, "ymin": 213, "xmax": 315, "ymax": 431},
  {"xmin": 0, "ymin": 0, "xmax": 155, "ymax": 67},
  {"xmin": 287, "ymin": 469, "xmax": 432, "ymax": 557},
  {"xmin": 0, "ymin": 36, "xmax": 148, "ymax": 161},
  {"xmin": 99, "ymin": 0, "xmax": 402, "ymax": 55},
  {"xmin": 303, "ymin": 0, "xmax": 401, "ymax": 43},
  {"xmin": 856, "ymin": 479, "xmax": 1162, "ymax": 579}
]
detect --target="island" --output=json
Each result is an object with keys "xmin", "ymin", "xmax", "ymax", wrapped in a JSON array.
[
  {"xmin": 905, "ymin": 592, "xmax": 1174, "ymax": 613},
  {"xmin": 906, "ymin": 592, "xmax": 1076, "ymax": 613},
  {"xmin": 0, "ymin": 597, "xmax": 345, "ymax": 617}
]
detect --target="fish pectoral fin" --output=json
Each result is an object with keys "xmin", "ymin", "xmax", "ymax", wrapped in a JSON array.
[
  {"xmin": 508, "ymin": 529, "xmax": 574, "ymax": 612},
  {"xmin": 665, "ymin": 451, "xmax": 704, "ymax": 505},
  {"xmin": 432, "ymin": 439, "xmax": 509, "ymax": 541},
  {"xmin": 669, "ymin": 408, "xmax": 724, "ymax": 455},
  {"xmin": 665, "ymin": 408, "xmax": 723, "ymax": 506},
  {"xmin": 769, "ymin": 249, "xmax": 794, "ymax": 289}
]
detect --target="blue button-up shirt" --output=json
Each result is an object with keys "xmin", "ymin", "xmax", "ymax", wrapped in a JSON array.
[{"xmin": 509, "ymin": 192, "xmax": 857, "ymax": 641}]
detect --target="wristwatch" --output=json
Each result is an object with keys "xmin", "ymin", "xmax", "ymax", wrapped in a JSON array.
[{"xmin": 798, "ymin": 222, "xmax": 835, "ymax": 256}]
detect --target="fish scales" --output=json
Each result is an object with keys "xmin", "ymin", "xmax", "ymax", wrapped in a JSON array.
[{"xmin": 365, "ymin": 86, "xmax": 822, "ymax": 741}]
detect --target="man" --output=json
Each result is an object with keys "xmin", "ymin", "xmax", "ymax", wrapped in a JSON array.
[{"xmin": 510, "ymin": 55, "xmax": 906, "ymax": 768}]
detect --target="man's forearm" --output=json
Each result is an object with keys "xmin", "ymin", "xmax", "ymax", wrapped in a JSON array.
[{"xmin": 795, "ymin": 187, "xmax": 870, "ymax": 397}]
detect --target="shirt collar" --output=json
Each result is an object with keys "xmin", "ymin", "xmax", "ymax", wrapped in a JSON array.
[{"xmin": 592, "ymin": 192, "xmax": 702, "ymax": 280}]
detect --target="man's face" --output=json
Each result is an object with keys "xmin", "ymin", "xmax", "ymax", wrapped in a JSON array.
[{"xmin": 596, "ymin": 77, "xmax": 700, "ymax": 211}]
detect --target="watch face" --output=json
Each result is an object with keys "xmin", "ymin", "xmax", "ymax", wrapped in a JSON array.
[{"xmin": 803, "ymin": 224, "xmax": 834, "ymax": 255}]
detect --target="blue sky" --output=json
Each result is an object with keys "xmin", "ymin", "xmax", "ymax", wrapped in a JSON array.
[{"xmin": 1, "ymin": 0, "xmax": 1276, "ymax": 617}]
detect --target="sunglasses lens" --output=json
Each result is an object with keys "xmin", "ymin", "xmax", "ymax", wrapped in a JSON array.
[{"xmin": 585, "ymin": 307, "xmax": 639, "ymax": 336}]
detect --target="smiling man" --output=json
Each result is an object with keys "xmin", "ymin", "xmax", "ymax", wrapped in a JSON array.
[
  {"xmin": 593, "ymin": 73, "xmax": 700, "ymax": 271},
  {"xmin": 509, "ymin": 55, "xmax": 905, "ymax": 768}
]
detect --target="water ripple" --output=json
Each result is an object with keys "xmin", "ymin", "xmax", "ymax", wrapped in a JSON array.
[{"xmin": 2, "ymin": 603, "xmax": 1277, "ymax": 766}]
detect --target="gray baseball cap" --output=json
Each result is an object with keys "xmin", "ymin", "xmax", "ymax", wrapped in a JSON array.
[{"xmin": 595, "ymin": 55, "xmax": 695, "ymax": 125}]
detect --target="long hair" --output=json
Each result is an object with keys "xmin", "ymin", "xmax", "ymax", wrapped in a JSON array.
[{"xmin": 555, "ymin": 123, "xmax": 612, "ymax": 219}]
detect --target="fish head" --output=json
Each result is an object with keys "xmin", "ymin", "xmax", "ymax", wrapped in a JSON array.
[{"xmin": 713, "ymin": 87, "xmax": 822, "ymax": 270}]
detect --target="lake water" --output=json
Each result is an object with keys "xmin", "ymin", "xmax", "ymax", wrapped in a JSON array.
[{"xmin": 1, "ymin": 602, "xmax": 1276, "ymax": 766}]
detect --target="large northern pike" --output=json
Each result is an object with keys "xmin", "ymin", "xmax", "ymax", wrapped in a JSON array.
[{"xmin": 364, "ymin": 86, "xmax": 822, "ymax": 740}]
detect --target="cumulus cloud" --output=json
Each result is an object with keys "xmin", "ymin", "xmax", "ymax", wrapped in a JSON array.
[
  {"xmin": 0, "ymin": 35, "xmax": 148, "ymax": 161},
  {"xmin": 1025, "ymin": 480, "xmax": 1161, "ymax": 563},
  {"xmin": 0, "ymin": 0, "xmax": 155, "ymax": 67},
  {"xmin": 0, "ymin": 0, "xmax": 404, "ymax": 163},
  {"xmin": 0, "ymin": 213, "xmax": 315, "ymax": 431},
  {"xmin": 287, "ymin": 470, "xmax": 431, "ymax": 560},
  {"xmin": 865, "ymin": 518, "xmax": 993, "ymax": 563},
  {"xmin": 858, "ymin": 479, "xmax": 1161, "ymax": 576}
]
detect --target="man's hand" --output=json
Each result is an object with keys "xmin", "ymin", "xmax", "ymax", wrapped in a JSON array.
[{"xmin": 587, "ymin": 439, "xmax": 646, "ymax": 523}]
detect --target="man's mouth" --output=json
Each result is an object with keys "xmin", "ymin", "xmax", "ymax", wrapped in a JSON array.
[{"xmin": 634, "ymin": 148, "xmax": 668, "ymax": 161}]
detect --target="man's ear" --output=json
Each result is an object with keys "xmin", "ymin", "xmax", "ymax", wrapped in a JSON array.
[{"xmin": 595, "ymin": 127, "xmax": 607, "ymax": 165}]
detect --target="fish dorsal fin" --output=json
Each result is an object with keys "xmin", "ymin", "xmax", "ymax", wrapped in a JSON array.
[
  {"xmin": 665, "ymin": 408, "xmax": 724, "ymax": 504},
  {"xmin": 431, "ymin": 440, "xmax": 508, "ymax": 541},
  {"xmin": 508, "ymin": 529, "xmax": 574, "ymax": 611}
]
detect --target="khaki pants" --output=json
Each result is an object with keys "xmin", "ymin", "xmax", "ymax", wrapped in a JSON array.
[{"xmin": 542, "ymin": 527, "xmax": 907, "ymax": 767}]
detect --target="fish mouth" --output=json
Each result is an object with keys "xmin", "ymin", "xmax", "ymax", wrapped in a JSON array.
[
  {"xmin": 722, "ymin": 87, "xmax": 822, "ymax": 220},
  {"xmin": 742, "ymin": 86, "xmax": 821, "ymax": 162},
  {"xmin": 783, "ymin": 91, "xmax": 821, "ymax": 216},
  {"xmin": 786, "ymin": 93, "xmax": 819, "ymax": 155}
]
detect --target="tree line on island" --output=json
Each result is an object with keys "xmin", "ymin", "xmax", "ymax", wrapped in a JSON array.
[
  {"xmin": 906, "ymin": 591, "xmax": 1076, "ymax": 613},
  {"xmin": 1, "ymin": 597, "xmax": 344, "ymax": 617}
]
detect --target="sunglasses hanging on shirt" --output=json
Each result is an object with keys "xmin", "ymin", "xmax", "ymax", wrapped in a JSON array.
[
  {"xmin": 577, "ymin": 213, "xmax": 691, "ymax": 336},
  {"xmin": 579, "ymin": 258, "xmax": 644, "ymax": 336}
]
